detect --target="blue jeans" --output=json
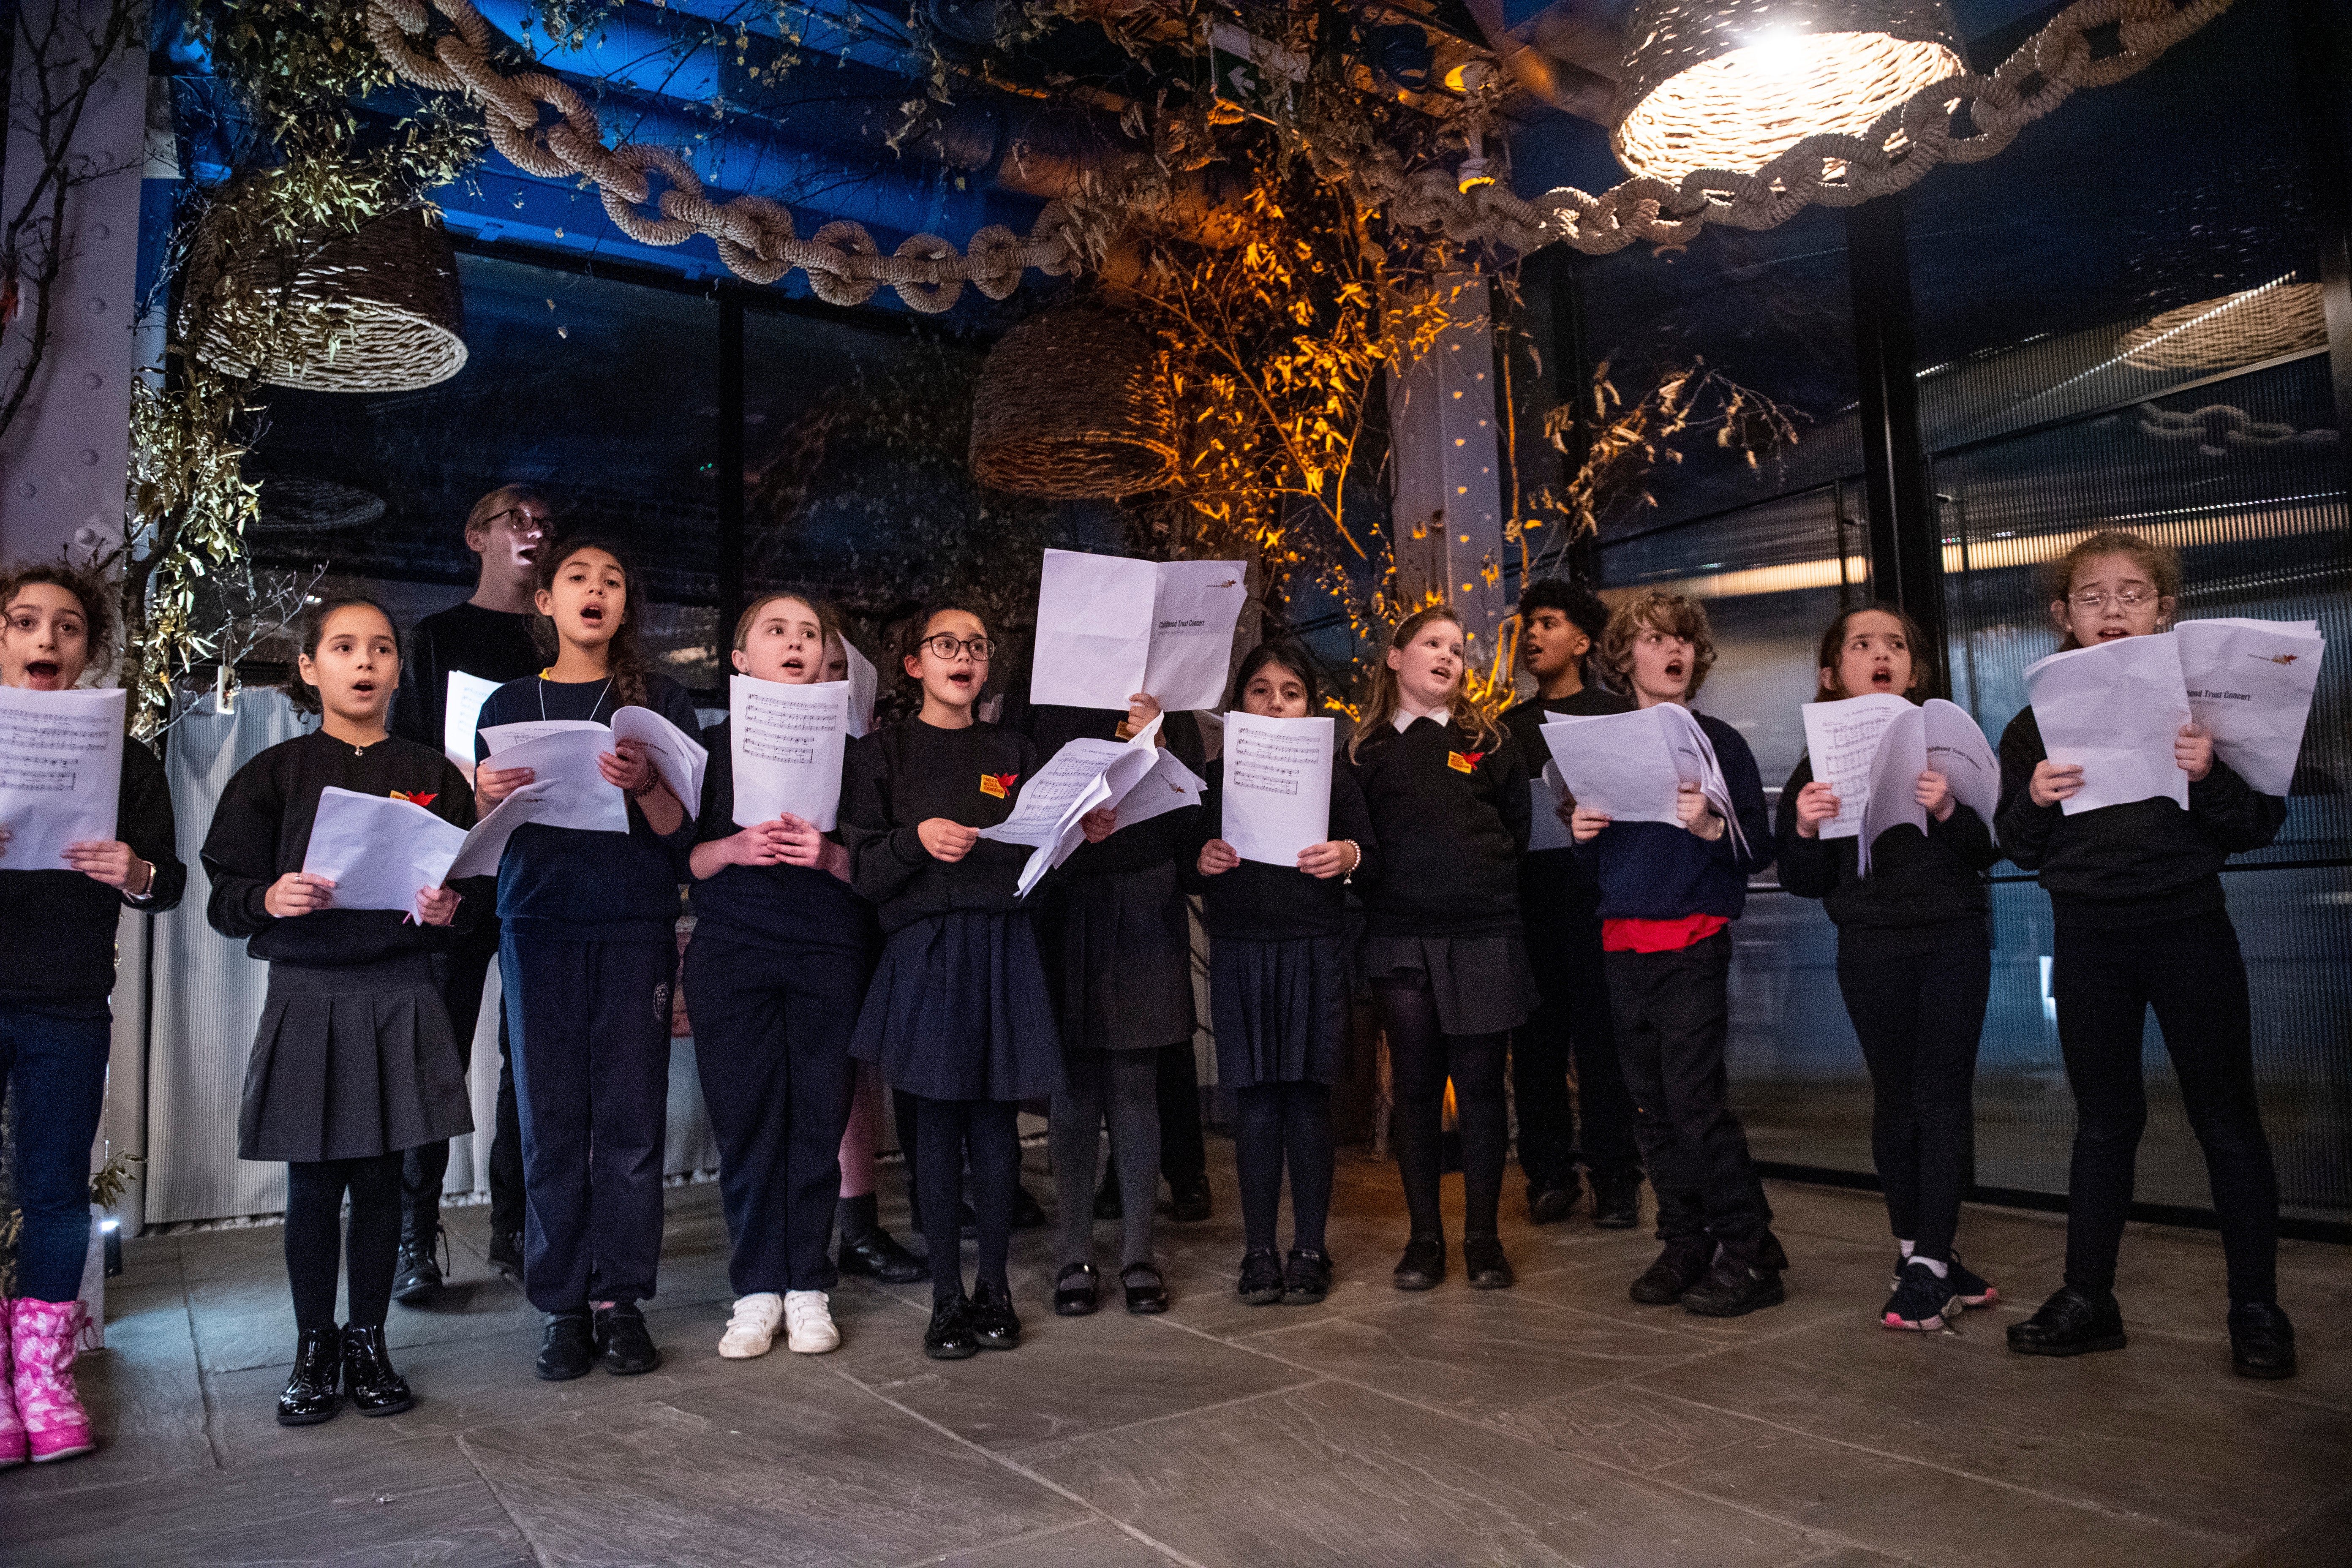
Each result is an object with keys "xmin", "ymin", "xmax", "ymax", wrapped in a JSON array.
[{"xmin": 0, "ymin": 1003, "xmax": 112, "ymax": 1302}]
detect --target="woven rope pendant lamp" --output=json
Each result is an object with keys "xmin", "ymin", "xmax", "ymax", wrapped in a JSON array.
[
  {"xmin": 1612, "ymin": 0, "xmax": 1967, "ymax": 183},
  {"xmin": 969, "ymin": 303, "xmax": 1178, "ymax": 499}
]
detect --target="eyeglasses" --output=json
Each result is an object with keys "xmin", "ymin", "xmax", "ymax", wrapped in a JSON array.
[
  {"xmin": 919, "ymin": 634, "xmax": 995, "ymax": 662},
  {"xmin": 486, "ymin": 507, "xmax": 549, "ymax": 532},
  {"xmin": 2067, "ymin": 587, "xmax": 2158, "ymax": 612}
]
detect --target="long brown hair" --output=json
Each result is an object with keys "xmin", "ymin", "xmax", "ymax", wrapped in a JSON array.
[
  {"xmin": 2045, "ymin": 528, "xmax": 2182, "ymax": 650},
  {"xmin": 1348, "ymin": 605, "xmax": 1501, "ymax": 761},
  {"xmin": 1813, "ymin": 602, "xmax": 1932, "ymax": 702},
  {"xmin": 0, "ymin": 561, "xmax": 118, "ymax": 676},
  {"xmin": 530, "ymin": 536, "xmax": 652, "ymax": 710}
]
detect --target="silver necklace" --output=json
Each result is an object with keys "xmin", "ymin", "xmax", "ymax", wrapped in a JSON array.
[{"xmin": 539, "ymin": 672, "xmax": 615, "ymax": 724}]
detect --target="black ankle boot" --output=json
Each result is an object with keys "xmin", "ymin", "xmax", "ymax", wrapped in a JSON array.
[
  {"xmin": 277, "ymin": 1328, "xmax": 343, "ymax": 1426},
  {"xmin": 838, "ymin": 1224, "xmax": 928, "ymax": 1284},
  {"xmin": 391, "ymin": 1218, "xmax": 446, "ymax": 1307},
  {"xmin": 342, "ymin": 1324, "xmax": 415, "ymax": 1416},
  {"xmin": 1630, "ymin": 1238, "xmax": 1715, "ymax": 1305},
  {"xmin": 2007, "ymin": 1286, "xmax": 2127, "ymax": 1358},
  {"xmin": 2228, "ymin": 1301, "xmax": 2296, "ymax": 1380}
]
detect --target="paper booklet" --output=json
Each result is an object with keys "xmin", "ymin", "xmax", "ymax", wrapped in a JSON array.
[
  {"xmin": 841, "ymin": 640, "xmax": 879, "ymax": 739},
  {"xmin": 1220, "ymin": 712, "xmax": 1334, "ymax": 866},
  {"xmin": 1798, "ymin": 693, "xmax": 1913, "ymax": 840},
  {"xmin": 611, "ymin": 706, "xmax": 708, "ymax": 817},
  {"xmin": 1028, "ymin": 549, "xmax": 1248, "ymax": 713},
  {"xmin": 1540, "ymin": 704, "xmax": 1749, "ymax": 857},
  {"xmin": 477, "ymin": 725, "xmax": 627, "ymax": 835},
  {"xmin": 1853, "ymin": 700, "xmax": 2001, "ymax": 877},
  {"xmin": 730, "ymin": 675, "xmax": 849, "ymax": 830},
  {"xmin": 301, "ymin": 787, "xmax": 468, "ymax": 917},
  {"xmin": 979, "ymin": 716, "xmax": 1192, "ymax": 896},
  {"xmin": 2175, "ymin": 618, "xmax": 2324, "ymax": 797},
  {"xmin": 0, "ymin": 686, "xmax": 124, "ymax": 871},
  {"xmin": 2024, "ymin": 635, "xmax": 2195, "ymax": 815},
  {"xmin": 442, "ymin": 670, "xmax": 501, "ymax": 783}
]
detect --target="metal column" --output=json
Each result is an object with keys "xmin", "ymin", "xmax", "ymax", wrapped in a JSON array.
[{"xmin": 1386, "ymin": 271, "xmax": 1511, "ymax": 667}]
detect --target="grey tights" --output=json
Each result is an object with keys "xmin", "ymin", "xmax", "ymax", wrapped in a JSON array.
[{"xmin": 1051, "ymin": 1048, "xmax": 1161, "ymax": 1271}]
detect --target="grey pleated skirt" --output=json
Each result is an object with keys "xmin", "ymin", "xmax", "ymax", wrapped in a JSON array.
[
  {"xmin": 238, "ymin": 953, "xmax": 474, "ymax": 1164},
  {"xmin": 1043, "ymin": 861, "xmax": 1196, "ymax": 1053},
  {"xmin": 851, "ymin": 909, "xmax": 1065, "ymax": 1102},
  {"xmin": 1210, "ymin": 933, "xmax": 1351, "ymax": 1088},
  {"xmin": 1359, "ymin": 931, "xmax": 1541, "ymax": 1037}
]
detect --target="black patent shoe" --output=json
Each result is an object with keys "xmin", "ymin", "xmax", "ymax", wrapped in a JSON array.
[
  {"xmin": 1394, "ymin": 1234, "xmax": 1446, "ymax": 1291},
  {"xmin": 342, "ymin": 1324, "xmax": 415, "ymax": 1417},
  {"xmin": 1011, "ymin": 1184, "xmax": 1049, "ymax": 1231},
  {"xmin": 1094, "ymin": 1170, "xmax": 1124, "ymax": 1220},
  {"xmin": 1591, "ymin": 1178, "xmax": 1642, "ymax": 1230},
  {"xmin": 537, "ymin": 1307, "xmax": 596, "ymax": 1380},
  {"xmin": 276, "ymin": 1328, "xmax": 343, "ymax": 1426},
  {"xmin": 1463, "ymin": 1235, "xmax": 1515, "ymax": 1290},
  {"xmin": 1169, "ymin": 1175, "xmax": 1213, "ymax": 1223},
  {"xmin": 595, "ymin": 1301, "xmax": 662, "ymax": 1375},
  {"xmin": 391, "ymin": 1226, "xmax": 447, "ymax": 1306},
  {"xmin": 838, "ymin": 1226, "xmax": 929, "ymax": 1284},
  {"xmin": 2229, "ymin": 1301, "xmax": 2297, "ymax": 1380},
  {"xmin": 1054, "ymin": 1262, "xmax": 1100, "ymax": 1317},
  {"xmin": 2007, "ymin": 1286, "xmax": 2127, "ymax": 1359},
  {"xmin": 970, "ymin": 1279, "xmax": 1023, "ymax": 1349},
  {"xmin": 1122, "ymin": 1262, "xmax": 1170, "ymax": 1315},
  {"xmin": 1629, "ymin": 1239, "xmax": 1716, "ymax": 1305},
  {"xmin": 1237, "ymin": 1249, "xmax": 1285, "ymax": 1306},
  {"xmin": 1682, "ymin": 1257, "xmax": 1785, "ymax": 1318},
  {"xmin": 1528, "ymin": 1179, "xmax": 1579, "ymax": 1226},
  {"xmin": 487, "ymin": 1228, "xmax": 525, "ymax": 1280},
  {"xmin": 924, "ymin": 1295, "xmax": 980, "ymax": 1360},
  {"xmin": 1282, "ymin": 1249, "xmax": 1333, "ymax": 1304}
]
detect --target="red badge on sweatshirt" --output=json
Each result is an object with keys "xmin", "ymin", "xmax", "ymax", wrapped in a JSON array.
[
  {"xmin": 390, "ymin": 789, "xmax": 438, "ymax": 808},
  {"xmin": 1446, "ymin": 751, "xmax": 1481, "ymax": 774},
  {"xmin": 980, "ymin": 772, "xmax": 1017, "ymax": 799}
]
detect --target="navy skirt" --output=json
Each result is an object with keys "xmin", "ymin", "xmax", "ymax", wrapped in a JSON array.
[
  {"xmin": 851, "ymin": 910, "xmax": 1064, "ymax": 1102},
  {"xmin": 238, "ymin": 953, "xmax": 474, "ymax": 1163},
  {"xmin": 1210, "ymin": 934, "xmax": 1350, "ymax": 1088},
  {"xmin": 1042, "ymin": 861, "xmax": 1195, "ymax": 1053},
  {"xmin": 1360, "ymin": 931, "xmax": 1540, "ymax": 1037}
]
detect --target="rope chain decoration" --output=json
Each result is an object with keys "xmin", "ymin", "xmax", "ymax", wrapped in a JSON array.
[{"xmin": 365, "ymin": 0, "xmax": 2231, "ymax": 310}]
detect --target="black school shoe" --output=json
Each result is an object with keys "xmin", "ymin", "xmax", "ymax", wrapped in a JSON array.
[
  {"xmin": 1282, "ymin": 1249, "xmax": 1333, "ymax": 1304},
  {"xmin": 1682, "ymin": 1255, "xmax": 1785, "ymax": 1318},
  {"xmin": 1393, "ymin": 1234, "xmax": 1446, "ymax": 1291},
  {"xmin": 342, "ymin": 1324, "xmax": 415, "ymax": 1416},
  {"xmin": 2228, "ymin": 1301, "xmax": 2297, "ymax": 1380},
  {"xmin": 276, "ymin": 1327, "xmax": 343, "ymax": 1426},
  {"xmin": 1528, "ymin": 1178, "xmax": 1580, "ymax": 1226},
  {"xmin": 1238, "ymin": 1248, "xmax": 1285, "ymax": 1306},
  {"xmin": 1054, "ymin": 1262, "xmax": 1100, "ymax": 1316},
  {"xmin": 970, "ymin": 1279, "xmax": 1022, "ymax": 1349},
  {"xmin": 2007, "ymin": 1286, "xmax": 2127, "ymax": 1358},
  {"xmin": 391, "ymin": 1225, "xmax": 447, "ymax": 1307},
  {"xmin": 838, "ymin": 1226, "xmax": 929, "ymax": 1284},
  {"xmin": 1168, "ymin": 1175, "xmax": 1214, "ymax": 1223},
  {"xmin": 924, "ymin": 1295, "xmax": 980, "ymax": 1360},
  {"xmin": 1590, "ymin": 1177, "xmax": 1642, "ymax": 1230},
  {"xmin": 1121, "ymin": 1263, "xmax": 1170, "ymax": 1315},
  {"xmin": 1463, "ymin": 1235, "xmax": 1515, "ymax": 1290},
  {"xmin": 1629, "ymin": 1237, "xmax": 1715, "ymax": 1305},
  {"xmin": 594, "ymin": 1301, "xmax": 662, "ymax": 1375},
  {"xmin": 536, "ymin": 1307, "xmax": 597, "ymax": 1381}
]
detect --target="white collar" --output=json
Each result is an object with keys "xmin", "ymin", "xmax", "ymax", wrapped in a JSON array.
[{"xmin": 1392, "ymin": 699, "xmax": 1447, "ymax": 733}]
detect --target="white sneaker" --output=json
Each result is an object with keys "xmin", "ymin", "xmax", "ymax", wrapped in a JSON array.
[
  {"xmin": 718, "ymin": 1293, "xmax": 784, "ymax": 1359},
  {"xmin": 783, "ymin": 1290, "xmax": 840, "ymax": 1354}
]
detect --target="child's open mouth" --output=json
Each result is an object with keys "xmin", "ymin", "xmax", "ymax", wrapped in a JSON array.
[
  {"xmin": 781, "ymin": 655, "xmax": 806, "ymax": 675},
  {"xmin": 2094, "ymin": 626, "xmax": 2129, "ymax": 640},
  {"xmin": 1869, "ymin": 668, "xmax": 1893, "ymax": 687},
  {"xmin": 1665, "ymin": 659, "xmax": 1685, "ymax": 680},
  {"xmin": 351, "ymin": 679, "xmax": 377, "ymax": 695},
  {"xmin": 580, "ymin": 604, "xmax": 605, "ymax": 624},
  {"xmin": 948, "ymin": 670, "xmax": 975, "ymax": 688},
  {"xmin": 26, "ymin": 660, "xmax": 59, "ymax": 681}
]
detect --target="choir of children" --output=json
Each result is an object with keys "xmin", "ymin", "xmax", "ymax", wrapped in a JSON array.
[{"xmin": 0, "ymin": 509, "xmax": 2306, "ymax": 1455}]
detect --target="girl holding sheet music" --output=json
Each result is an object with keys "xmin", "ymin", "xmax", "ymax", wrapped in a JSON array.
[
  {"xmin": 684, "ymin": 593, "xmax": 877, "ymax": 1359},
  {"xmin": 1775, "ymin": 606, "xmax": 2002, "ymax": 1332},
  {"xmin": 1993, "ymin": 531, "xmax": 2293, "ymax": 1379},
  {"xmin": 1347, "ymin": 607, "xmax": 1535, "ymax": 1293},
  {"xmin": 471, "ymin": 538, "xmax": 704, "ymax": 1383},
  {"xmin": 0, "ymin": 563, "xmax": 186, "ymax": 1465},
  {"xmin": 201, "ymin": 598, "xmax": 474, "ymax": 1428},
  {"xmin": 1569, "ymin": 591, "xmax": 1783, "ymax": 1318},
  {"xmin": 840, "ymin": 603, "xmax": 1078, "ymax": 1360},
  {"xmin": 1184, "ymin": 642, "xmax": 1375, "ymax": 1305}
]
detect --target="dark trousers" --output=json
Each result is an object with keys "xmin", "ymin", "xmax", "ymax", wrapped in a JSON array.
[
  {"xmin": 1605, "ymin": 933, "xmax": 1773, "ymax": 1258},
  {"xmin": 1836, "ymin": 935, "xmax": 1989, "ymax": 1263},
  {"xmin": 0, "ymin": 1003, "xmax": 112, "ymax": 1303},
  {"xmin": 684, "ymin": 931, "xmax": 863, "ymax": 1296},
  {"xmin": 501, "ymin": 931, "xmax": 675, "ymax": 1311},
  {"xmin": 2052, "ymin": 908, "xmax": 2279, "ymax": 1305},
  {"xmin": 1373, "ymin": 975, "xmax": 1510, "ymax": 1239},
  {"xmin": 285, "ymin": 1153, "xmax": 404, "ymax": 1331},
  {"xmin": 1514, "ymin": 904, "xmax": 1641, "ymax": 1190},
  {"xmin": 403, "ymin": 914, "xmax": 525, "ymax": 1239}
]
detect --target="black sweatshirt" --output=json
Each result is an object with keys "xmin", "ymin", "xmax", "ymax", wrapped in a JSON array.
[
  {"xmin": 1502, "ymin": 685, "xmax": 1633, "ymax": 915},
  {"xmin": 1774, "ymin": 754, "xmax": 1999, "ymax": 952},
  {"xmin": 390, "ymin": 601, "xmax": 542, "ymax": 752},
  {"xmin": 0, "ymin": 732, "xmax": 187, "ymax": 1007},
  {"xmin": 1023, "ymin": 705, "xmax": 1206, "ymax": 880},
  {"xmin": 203, "ymin": 730, "xmax": 474, "ymax": 966},
  {"xmin": 474, "ymin": 673, "xmax": 703, "ymax": 943},
  {"xmin": 1346, "ymin": 716, "xmax": 1528, "ymax": 938},
  {"xmin": 838, "ymin": 718, "xmax": 1040, "ymax": 934},
  {"xmin": 1571, "ymin": 710, "xmax": 1775, "ymax": 921},
  {"xmin": 1995, "ymin": 705, "xmax": 2284, "ymax": 929},
  {"xmin": 1179, "ymin": 751, "xmax": 1379, "ymax": 940},
  {"xmin": 690, "ymin": 717, "xmax": 876, "ymax": 956}
]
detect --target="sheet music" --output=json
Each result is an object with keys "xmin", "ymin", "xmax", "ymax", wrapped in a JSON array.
[
  {"xmin": 2025, "ymin": 636, "xmax": 2191, "ymax": 814},
  {"xmin": 0, "ymin": 686, "xmax": 125, "ymax": 870},
  {"xmin": 1220, "ymin": 712, "xmax": 1333, "ymax": 866},
  {"xmin": 1029, "ymin": 550, "xmax": 1247, "ymax": 711},
  {"xmin": 300, "ymin": 787, "xmax": 466, "ymax": 916},
  {"xmin": 730, "ymin": 675, "xmax": 848, "ymax": 830},
  {"xmin": 1799, "ymin": 693, "xmax": 1912, "ymax": 840},
  {"xmin": 443, "ymin": 671, "xmax": 501, "ymax": 783}
]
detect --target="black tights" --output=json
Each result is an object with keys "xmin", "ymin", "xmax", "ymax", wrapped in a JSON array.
[
  {"xmin": 1233, "ymin": 1082, "xmax": 1333, "ymax": 1254},
  {"xmin": 913, "ymin": 1095, "xmax": 1020, "ymax": 1304},
  {"xmin": 284, "ymin": 1153, "xmax": 405, "ymax": 1333},
  {"xmin": 1374, "ymin": 978, "xmax": 1508, "ymax": 1241}
]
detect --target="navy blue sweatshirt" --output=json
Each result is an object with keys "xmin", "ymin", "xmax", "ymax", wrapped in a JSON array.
[
  {"xmin": 203, "ymin": 730, "xmax": 474, "ymax": 966},
  {"xmin": 1346, "ymin": 715, "xmax": 1527, "ymax": 938},
  {"xmin": 690, "ymin": 717, "xmax": 876, "ymax": 957},
  {"xmin": 1775, "ymin": 753, "xmax": 1999, "ymax": 953},
  {"xmin": 1502, "ymin": 685, "xmax": 1633, "ymax": 917},
  {"xmin": 474, "ymin": 672, "xmax": 702, "ymax": 943},
  {"xmin": 1571, "ymin": 709, "xmax": 1774, "ymax": 921},
  {"xmin": 1995, "ymin": 705, "xmax": 2284, "ymax": 929},
  {"xmin": 1179, "ymin": 751, "xmax": 1379, "ymax": 941},
  {"xmin": 838, "ymin": 718, "xmax": 1040, "ymax": 934}
]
